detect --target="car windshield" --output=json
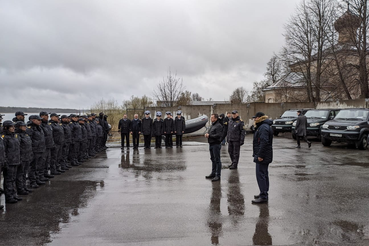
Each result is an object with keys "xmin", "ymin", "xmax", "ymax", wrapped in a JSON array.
[
  {"xmin": 305, "ymin": 110, "xmax": 329, "ymax": 119},
  {"xmin": 335, "ymin": 110, "xmax": 368, "ymax": 120},
  {"xmin": 281, "ymin": 111, "xmax": 297, "ymax": 118}
]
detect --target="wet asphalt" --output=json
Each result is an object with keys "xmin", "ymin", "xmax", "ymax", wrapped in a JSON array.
[{"xmin": 1, "ymin": 135, "xmax": 369, "ymax": 245}]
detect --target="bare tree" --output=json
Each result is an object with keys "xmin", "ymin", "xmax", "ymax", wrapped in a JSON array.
[
  {"xmin": 265, "ymin": 54, "xmax": 282, "ymax": 84},
  {"xmin": 191, "ymin": 93, "xmax": 202, "ymax": 101},
  {"xmin": 154, "ymin": 70, "xmax": 184, "ymax": 107},
  {"xmin": 177, "ymin": 90, "xmax": 192, "ymax": 106},
  {"xmin": 230, "ymin": 87, "xmax": 248, "ymax": 104}
]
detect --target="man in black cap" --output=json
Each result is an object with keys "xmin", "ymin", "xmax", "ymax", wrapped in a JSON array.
[
  {"xmin": 79, "ymin": 117, "xmax": 88, "ymax": 162},
  {"xmin": 26, "ymin": 115, "xmax": 47, "ymax": 188},
  {"xmin": 227, "ymin": 110, "xmax": 246, "ymax": 169},
  {"xmin": 141, "ymin": 111, "xmax": 153, "ymax": 149},
  {"xmin": 12, "ymin": 111, "xmax": 27, "ymax": 123},
  {"xmin": 251, "ymin": 112, "xmax": 273, "ymax": 204},
  {"xmin": 50, "ymin": 113, "xmax": 65, "ymax": 174},
  {"xmin": 0, "ymin": 129, "xmax": 5, "ymax": 208},
  {"xmin": 205, "ymin": 114, "xmax": 223, "ymax": 182},
  {"xmin": 95, "ymin": 118, "xmax": 104, "ymax": 152},
  {"xmin": 84, "ymin": 115, "xmax": 93, "ymax": 158},
  {"xmin": 61, "ymin": 115, "xmax": 72, "ymax": 169},
  {"xmin": 164, "ymin": 112, "xmax": 174, "ymax": 148},
  {"xmin": 40, "ymin": 112, "xmax": 55, "ymax": 178},
  {"xmin": 153, "ymin": 112, "xmax": 164, "ymax": 149},
  {"xmin": 174, "ymin": 111, "xmax": 185, "ymax": 148},
  {"xmin": 130, "ymin": 114, "xmax": 141, "ymax": 150},
  {"xmin": 87, "ymin": 114, "xmax": 97, "ymax": 156},
  {"xmin": 295, "ymin": 110, "xmax": 311, "ymax": 149},
  {"xmin": 118, "ymin": 114, "xmax": 132, "ymax": 150},
  {"xmin": 69, "ymin": 114, "xmax": 82, "ymax": 166}
]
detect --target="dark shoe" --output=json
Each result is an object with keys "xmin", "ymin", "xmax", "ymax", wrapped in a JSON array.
[
  {"xmin": 57, "ymin": 169, "xmax": 65, "ymax": 173},
  {"xmin": 36, "ymin": 180, "xmax": 46, "ymax": 185},
  {"xmin": 39, "ymin": 177, "xmax": 49, "ymax": 182},
  {"xmin": 0, "ymin": 188, "xmax": 4, "ymax": 195},
  {"xmin": 44, "ymin": 174, "xmax": 54, "ymax": 178},
  {"xmin": 252, "ymin": 198, "xmax": 268, "ymax": 204},
  {"xmin": 25, "ymin": 188, "xmax": 33, "ymax": 193},
  {"xmin": 308, "ymin": 142, "xmax": 311, "ymax": 148},
  {"xmin": 254, "ymin": 195, "xmax": 260, "ymax": 199},
  {"xmin": 61, "ymin": 167, "xmax": 69, "ymax": 171},
  {"xmin": 17, "ymin": 190, "xmax": 29, "ymax": 195},
  {"xmin": 30, "ymin": 183, "xmax": 39, "ymax": 189},
  {"xmin": 15, "ymin": 197, "xmax": 23, "ymax": 201},
  {"xmin": 211, "ymin": 176, "xmax": 221, "ymax": 182},
  {"xmin": 295, "ymin": 145, "xmax": 301, "ymax": 148},
  {"xmin": 229, "ymin": 165, "xmax": 238, "ymax": 170},
  {"xmin": 205, "ymin": 174, "xmax": 215, "ymax": 179},
  {"xmin": 0, "ymin": 205, "xmax": 4, "ymax": 209},
  {"xmin": 66, "ymin": 164, "xmax": 72, "ymax": 168},
  {"xmin": 6, "ymin": 199, "xmax": 18, "ymax": 204},
  {"xmin": 71, "ymin": 163, "xmax": 79, "ymax": 166},
  {"xmin": 51, "ymin": 172, "xmax": 61, "ymax": 175}
]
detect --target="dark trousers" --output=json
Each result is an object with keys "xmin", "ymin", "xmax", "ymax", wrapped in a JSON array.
[
  {"xmin": 297, "ymin": 135, "xmax": 310, "ymax": 146},
  {"xmin": 210, "ymin": 144, "xmax": 221, "ymax": 177},
  {"xmin": 132, "ymin": 132, "xmax": 139, "ymax": 148},
  {"xmin": 30, "ymin": 152, "xmax": 43, "ymax": 183},
  {"xmin": 79, "ymin": 141, "xmax": 86, "ymax": 161},
  {"xmin": 165, "ymin": 134, "xmax": 173, "ymax": 147},
  {"xmin": 228, "ymin": 141, "xmax": 241, "ymax": 167},
  {"xmin": 176, "ymin": 135, "xmax": 183, "ymax": 147},
  {"xmin": 42, "ymin": 148, "xmax": 51, "ymax": 175},
  {"xmin": 155, "ymin": 136, "xmax": 162, "ymax": 148},
  {"xmin": 16, "ymin": 161, "xmax": 26, "ymax": 192},
  {"xmin": 22, "ymin": 160, "xmax": 30, "ymax": 190},
  {"xmin": 90, "ymin": 137, "xmax": 96, "ymax": 155},
  {"xmin": 62, "ymin": 142, "xmax": 70, "ymax": 168},
  {"xmin": 121, "ymin": 133, "xmax": 130, "ymax": 148},
  {"xmin": 4, "ymin": 165, "xmax": 17, "ymax": 200},
  {"xmin": 144, "ymin": 135, "xmax": 151, "ymax": 148},
  {"xmin": 255, "ymin": 161, "xmax": 270, "ymax": 199},
  {"xmin": 51, "ymin": 144, "xmax": 62, "ymax": 172}
]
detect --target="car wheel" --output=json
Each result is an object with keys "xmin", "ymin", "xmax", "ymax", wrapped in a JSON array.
[
  {"xmin": 321, "ymin": 137, "xmax": 332, "ymax": 147},
  {"xmin": 273, "ymin": 131, "xmax": 279, "ymax": 136},
  {"xmin": 357, "ymin": 134, "xmax": 368, "ymax": 150}
]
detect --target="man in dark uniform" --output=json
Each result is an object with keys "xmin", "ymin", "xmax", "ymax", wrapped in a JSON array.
[
  {"xmin": 79, "ymin": 117, "xmax": 88, "ymax": 162},
  {"xmin": 95, "ymin": 118, "xmax": 104, "ymax": 152},
  {"xmin": 69, "ymin": 114, "xmax": 82, "ymax": 166},
  {"xmin": 252, "ymin": 112, "xmax": 273, "ymax": 204},
  {"xmin": 2, "ymin": 120, "xmax": 21, "ymax": 204},
  {"xmin": 0, "ymin": 131, "xmax": 5, "ymax": 209},
  {"xmin": 61, "ymin": 115, "xmax": 72, "ymax": 169},
  {"xmin": 84, "ymin": 115, "xmax": 92, "ymax": 158},
  {"xmin": 141, "ymin": 111, "xmax": 153, "ymax": 149},
  {"xmin": 153, "ymin": 112, "xmax": 164, "ymax": 149},
  {"xmin": 103, "ymin": 114, "xmax": 109, "ymax": 148},
  {"xmin": 40, "ymin": 112, "xmax": 55, "ymax": 178},
  {"xmin": 118, "ymin": 114, "xmax": 132, "ymax": 150},
  {"xmin": 130, "ymin": 114, "xmax": 141, "ymax": 150},
  {"xmin": 174, "ymin": 111, "xmax": 186, "ymax": 148},
  {"xmin": 295, "ymin": 110, "xmax": 311, "ymax": 148},
  {"xmin": 88, "ymin": 114, "xmax": 97, "ymax": 156},
  {"xmin": 164, "ymin": 112, "xmax": 174, "ymax": 148},
  {"xmin": 205, "ymin": 114, "xmax": 223, "ymax": 182},
  {"xmin": 50, "ymin": 113, "xmax": 65, "ymax": 173},
  {"xmin": 227, "ymin": 110, "xmax": 246, "ymax": 170},
  {"xmin": 12, "ymin": 111, "xmax": 27, "ymax": 122},
  {"xmin": 15, "ymin": 121, "xmax": 33, "ymax": 195},
  {"xmin": 26, "ymin": 115, "xmax": 46, "ymax": 188}
]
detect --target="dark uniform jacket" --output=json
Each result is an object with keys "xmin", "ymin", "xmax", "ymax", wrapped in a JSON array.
[
  {"xmin": 131, "ymin": 119, "xmax": 141, "ymax": 132},
  {"xmin": 62, "ymin": 122, "xmax": 72, "ymax": 144},
  {"xmin": 96, "ymin": 124, "xmax": 104, "ymax": 137},
  {"xmin": 89, "ymin": 120, "xmax": 96, "ymax": 138},
  {"xmin": 86, "ymin": 121, "xmax": 92, "ymax": 139},
  {"xmin": 50, "ymin": 120, "xmax": 65, "ymax": 146},
  {"xmin": 118, "ymin": 119, "xmax": 132, "ymax": 134},
  {"xmin": 71, "ymin": 121, "xmax": 82, "ymax": 142},
  {"xmin": 295, "ymin": 114, "xmax": 308, "ymax": 137},
  {"xmin": 0, "ymin": 136, "xmax": 5, "ymax": 167},
  {"xmin": 152, "ymin": 119, "xmax": 164, "ymax": 136},
  {"xmin": 41, "ymin": 121, "xmax": 55, "ymax": 148},
  {"xmin": 208, "ymin": 119, "xmax": 223, "ymax": 146},
  {"xmin": 141, "ymin": 117, "xmax": 153, "ymax": 135},
  {"xmin": 80, "ymin": 123, "xmax": 87, "ymax": 142},
  {"xmin": 227, "ymin": 116, "xmax": 246, "ymax": 144},
  {"xmin": 253, "ymin": 117, "xmax": 273, "ymax": 164},
  {"xmin": 163, "ymin": 118, "xmax": 174, "ymax": 134},
  {"xmin": 174, "ymin": 116, "xmax": 186, "ymax": 135},
  {"xmin": 16, "ymin": 129, "xmax": 33, "ymax": 162},
  {"xmin": 26, "ymin": 122, "xmax": 46, "ymax": 153},
  {"xmin": 3, "ymin": 132, "xmax": 20, "ymax": 166}
]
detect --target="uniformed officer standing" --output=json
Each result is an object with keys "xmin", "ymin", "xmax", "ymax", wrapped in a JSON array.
[
  {"xmin": 95, "ymin": 118, "xmax": 104, "ymax": 152},
  {"xmin": 2, "ymin": 120, "xmax": 21, "ymax": 204},
  {"xmin": 15, "ymin": 121, "xmax": 33, "ymax": 195},
  {"xmin": 174, "ymin": 111, "xmax": 186, "ymax": 148},
  {"xmin": 12, "ymin": 111, "xmax": 27, "ymax": 123},
  {"xmin": 27, "ymin": 115, "xmax": 47, "ymax": 188},
  {"xmin": 164, "ymin": 112, "xmax": 174, "ymax": 148},
  {"xmin": 0, "ymin": 132, "xmax": 5, "ymax": 209},
  {"xmin": 130, "ymin": 114, "xmax": 141, "ymax": 150},
  {"xmin": 79, "ymin": 117, "xmax": 88, "ymax": 162},
  {"xmin": 50, "ymin": 113, "xmax": 66, "ymax": 173},
  {"xmin": 40, "ymin": 112, "xmax": 55, "ymax": 178},
  {"xmin": 227, "ymin": 110, "xmax": 246, "ymax": 169},
  {"xmin": 221, "ymin": 112, "xmax": 231, "ymax": 145},
  {"xmin": 141, "ymin": 111, "xmax": 153, "ymax": 149},
  {"xmin": 88, "ymin": 114, "xmax": 97, "ymax": 156},
  {"xmin": 152, "ymin": 112, "xmax": 164, "ymax": 149},
  {"xmin": 69, "ymin": 114, "xmax": 82, "ymax": 166},
  {"xmin": 118, "ymin": 114, "xmax": 131, "ymax": 150},
  {"xmin": 61, "ymin": 115, "xmax": 72, "ymax": 170},
  {"xmin": 84, "ymin": 115, "xmax": 92, "ymax": 158}
]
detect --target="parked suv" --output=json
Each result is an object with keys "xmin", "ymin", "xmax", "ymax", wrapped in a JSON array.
[
  {"xmin": 272, "ymin": 109, "xmax": 310, "ymax": 136},
  {"xmin": 320, "ymin": 108, "xmax": 369, "ymax": 150},
  {"xmin": 291, "ymin": 109, "xmax": 340, "ymax": 139}
]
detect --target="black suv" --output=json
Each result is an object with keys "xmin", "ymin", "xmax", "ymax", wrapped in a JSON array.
[
  {"xmin": 320, "ymin": 108, "xmax": 369, "ymax": 150},
  {"xmin": 291, "ymin": 109, "xmax": 340, "ymax": 139},
  {"xmin": 272, "ymin": 109, "xmax": 309, "ymax": 136}
]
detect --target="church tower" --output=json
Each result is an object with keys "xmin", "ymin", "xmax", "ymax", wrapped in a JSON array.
[{"xmin": 334, "ymin": 7, "xmax": 361, "ymax": 45}]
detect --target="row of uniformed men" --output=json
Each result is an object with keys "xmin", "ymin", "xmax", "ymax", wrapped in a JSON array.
[
  {"xmin": 118, "ymin": 110, "xmax": 186, "ymax": 149},
  {"xmin": 0, "ymin": 111, "xmax": 109, "ymax": 207}
]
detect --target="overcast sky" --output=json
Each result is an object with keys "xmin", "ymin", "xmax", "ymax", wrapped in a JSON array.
[{"xmin": 0, "ymin": 0, "xmax": 299, "ymax": 109}]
